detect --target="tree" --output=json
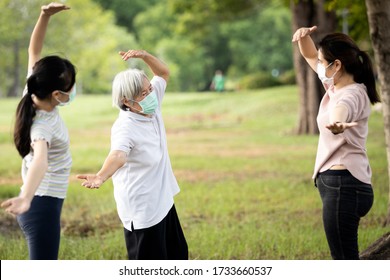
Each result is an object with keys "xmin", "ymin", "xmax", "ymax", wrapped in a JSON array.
[
  {"xmin": 365, "ymin": 0, "xmax": 390, "ymax": 226},
  {"xmin": 0, "ymin": 0, "xmax": 137, "ymax": 95},
  {"xmin": 167, "ymin": 0, "xmax": 294, "ymax": 91},
  {"xmin": 0, "ymin": 0, "xmax": 37, "ymax": 97},
  {"xmin": 92, "ymin": 0, "xmax": 159, "ymax": 35}
]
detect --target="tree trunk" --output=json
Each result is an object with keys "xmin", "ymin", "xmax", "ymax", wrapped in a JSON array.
[
  {"xmin": 365, "ymin": 0, "xmax": 390, "ymax": 225},
  {"xmin": 7, "ymin": 40, "xmax": 20, "ymax": 97},
  {"xmin": 360, "ymin": 232, "xmax": 390, "ymax": 260},
  {"xmin": 291, "ymin": 0, "xmax": 337, "ymax": 134}
]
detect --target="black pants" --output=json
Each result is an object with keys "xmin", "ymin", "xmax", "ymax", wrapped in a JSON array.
[
  {"xmin": 316, "ymin": 170, "xmax": 373, "ymax": 260},
  {"xmin": 17, "ymin": 195, "xmax": 64, "ymax": 260},
  {"xmin": 124, "ymin": 205, "xmax": 188, "ymax": 260}
]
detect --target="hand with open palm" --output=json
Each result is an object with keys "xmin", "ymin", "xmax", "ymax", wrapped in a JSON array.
[{"xmin": 41, "ymin": 2, "xmax": 70, "ymax": 16}]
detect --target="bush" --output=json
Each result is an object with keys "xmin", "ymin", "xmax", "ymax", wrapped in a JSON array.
[
  {"xmin": 239, "ymin": 72, "xmax": 281, "ymax": 89},
  {"xmin": 278, "ymin": 69, "xmax": 296, "ymax": 85}
]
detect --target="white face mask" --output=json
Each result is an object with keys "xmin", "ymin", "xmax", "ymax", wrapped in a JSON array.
[{"xmin": 317, "ymin": 62, "xmax": 336, "ymax": 90}]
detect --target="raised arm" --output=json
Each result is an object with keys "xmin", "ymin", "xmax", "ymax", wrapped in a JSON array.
[
  {"xmin": 28, "ymin": 2, "xmax": 70, "ymax": 70},
  {"xmin": 119, "ymin": 50, "xmax": 170, "ymax": 82},
  {"xmin": 292, "ymin": 26, "xmax": 319, "ymax": 72}
]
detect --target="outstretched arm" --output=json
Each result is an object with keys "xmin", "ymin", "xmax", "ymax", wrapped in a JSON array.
[
  {"xmin": 292, "ymin": 26, "xmax": 318, "ymax": 72},
  {"xmin": 119, "ymin": 50, "xmax": 170, "ymax": 82},
  {"xmin": 76, "ymin": 150, "xmax": 127, "ymax": 189},
  {"xmin": 28, "ymin": 2, "xmax": 70, "ymax": 70}
]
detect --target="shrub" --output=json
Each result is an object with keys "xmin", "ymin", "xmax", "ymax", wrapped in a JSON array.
[
  {"xmin": 278, "ymin": 69, "xmax": 296, "ymax": 85},
  {"xmin": 239, "ymin": 72, "xmax": 281, "ymax": 89}
]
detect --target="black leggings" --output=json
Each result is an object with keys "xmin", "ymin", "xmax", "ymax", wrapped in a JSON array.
[{"xmin": 17, "ymin": 195, "xmax": 64, "ymax": 260}]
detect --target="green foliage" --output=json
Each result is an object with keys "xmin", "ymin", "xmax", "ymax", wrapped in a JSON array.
[
  {"xmin": 92, "ymin": 0, "xmax": 159, "ymax": 34},
  {"xmin": 0, "ymin": 0, "xmax": 138, "ymax": 95},
  {"xmin": 278, "ymin": 69, "xmax": 297, "ymax": 85},
  {"xmin": 326, "ymin": 0, "xmax": 370, "ymax": 42},
  {"xmin": 222, "ymin": 3, "xmax": 293, "ymax": 80},
  {"xmin": 0, "ymin": 0, "xmax": 373, "ymax": 94},
  {"xmin": 0, "ymin": 86, "xmax": 387, "ymax": 259},
  {"xmin": 239, "ymin": 72, "xmax": 281, "ymax": 89},
  {"xmin": 44, "ymin": 0, "xmax": 139, "ymax": 94}
]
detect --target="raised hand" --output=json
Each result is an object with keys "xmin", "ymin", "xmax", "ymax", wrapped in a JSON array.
[
  {"xmin": 119, "ymin": 50, "xmax": 147, "ymax": 61},
  {"xmin": 41, "ymin": 2, "xmax": 70, "ymax": 16},
  {"xmin": 292, "ymin": 26, "xmax": 317, "ymax": 42}
]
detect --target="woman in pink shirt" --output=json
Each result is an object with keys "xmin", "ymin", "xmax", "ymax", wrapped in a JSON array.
[{"xmin": 292, "ymin": 26, "xmax": 380, "ymax": 259}]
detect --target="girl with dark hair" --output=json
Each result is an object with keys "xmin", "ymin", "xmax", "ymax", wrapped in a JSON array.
[
  {"xmin": 292, "ymin": 26, "xmax": 380, "ymax": 259},
  {"xmin": 1, "ymin": 3, "xmax": 76, "ymax": 260}
]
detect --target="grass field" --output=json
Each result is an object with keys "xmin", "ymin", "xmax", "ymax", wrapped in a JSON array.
[{"xmin": 0, "ymin": 85, "xmax": 388, "ymax": 260}]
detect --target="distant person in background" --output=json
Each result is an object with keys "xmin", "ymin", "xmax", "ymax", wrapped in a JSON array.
[
  {"xmin": 0, "ymin": 3, "xmax": 76, "ymax": 260},
  {"xmin": 210, "ymin": 70, "xmax": 225, "ymax": 92},
  {"xmin": 76, "ymin": 50, "xmax": 188, "ymax": 260},
  {"xmin": 292, "ymin": 26, "xmax": 380, "ymax": 259}
]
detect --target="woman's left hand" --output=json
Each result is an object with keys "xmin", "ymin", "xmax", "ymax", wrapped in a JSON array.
[
  {"xmin": 119, "ymin": 50, "xmax": 147, "ymax": 61},
  {"xmin": 1, "ymin": 196, "xmax": 31, "ymax": 216},
  {"xmin": 326, "ymin": 122, "xmax": 358, "ymax": 134}
]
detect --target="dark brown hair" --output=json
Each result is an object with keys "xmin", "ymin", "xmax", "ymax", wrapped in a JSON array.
[
  {"xmin": 14, "ymin": 55, "xmax": 76, "ymax": 157},
  {"xmin": 319, "ymin": 33, "xmax": 380, "ymax": 104}
]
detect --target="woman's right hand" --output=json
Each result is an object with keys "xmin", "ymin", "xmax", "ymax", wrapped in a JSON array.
[
  {"xmin": 76, "ymin": 174, "xmax": 104, "ymax": 189},
  {"xmin": 41, "ymin": 2, "xmax": 70, "ymax": 16},
  {"xmin": 292, "ymin": 26, "xmax": 317, "ymax": 42}
]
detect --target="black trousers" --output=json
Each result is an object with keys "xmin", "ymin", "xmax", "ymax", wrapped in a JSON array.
[
  {"xmin": 124, "ymin": 204, "xmax": 188, "ymax": 260},
  {"xmin": 316, "ymin": 169, "xmax": 373, "ymax": 260}
]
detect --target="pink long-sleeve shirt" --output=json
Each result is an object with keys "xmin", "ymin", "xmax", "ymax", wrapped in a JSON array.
[{"xmin": 313, "ymin": 83, "xmax": 372, "ymax": 184}]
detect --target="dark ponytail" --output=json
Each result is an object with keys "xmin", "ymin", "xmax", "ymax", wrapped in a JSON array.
[
  {"xmin": 357, "ymin": 51, "xmax": 380, "ymax": 104},
  {"xmin": 14, "ymin": 55, "xmax": 76, "ymax": 158},
  {"xmin": 14, "ymin": 93, "xmax": 36, "ymax": 157},
  {"xmin": 319, "ymin": 33, "xmax": 380, "ymax": 104}
]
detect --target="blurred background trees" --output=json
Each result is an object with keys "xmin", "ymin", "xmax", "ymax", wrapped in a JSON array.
[
  {"xmin": 0, "ymin": 0, "xmax": 388, "ymax": 254},
  {"xmin": 0, "ymin": 0, "xmax": 373, "ymax": 96}
]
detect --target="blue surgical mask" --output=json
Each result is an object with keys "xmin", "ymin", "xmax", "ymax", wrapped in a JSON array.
[
  {"xmin": 56, "ymin": 85, "xmax": 76, "ymax": 106},
  {"xmin": 132, "ymin": 91, "xmax": 158, "ymax": 114}
]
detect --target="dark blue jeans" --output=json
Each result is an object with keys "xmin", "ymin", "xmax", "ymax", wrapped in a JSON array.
[
  {"xmin": 316, "ymin": 170, "xmax": 373, "ymax": 260},
  {"xmin": 17, "ymin": 195, "xmax": 64, "ymax": 260}
]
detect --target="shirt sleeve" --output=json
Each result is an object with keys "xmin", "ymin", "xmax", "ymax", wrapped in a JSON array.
[
  {"xmin": 110, "ymin": 118, "xmax": 134, "ymax": 155},
  {"xmin": 30, "ymin": 120, "xmax": 52, "ymax": 147},
  {"xmin": 150, "ymin": 76, "xmax": 167, "ymax": 108},
  {"xmin": 337, "ymin": 87, "xmax": 367, "ymax": 122}
]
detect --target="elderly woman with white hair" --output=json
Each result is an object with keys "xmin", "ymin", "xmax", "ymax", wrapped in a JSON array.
[{"xmin": 77, "ymin": 50, "xmax": 188, "ymax": 260}]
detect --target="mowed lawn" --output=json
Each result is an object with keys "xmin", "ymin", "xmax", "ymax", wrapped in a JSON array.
[{"xmin": 0, "ymin": 85, "xmax": 388, "ymax": 259}]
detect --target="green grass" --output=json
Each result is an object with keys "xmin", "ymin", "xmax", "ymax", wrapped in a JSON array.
[{"xmin": 0, "ymin": 85, "xmax": 388, "ymax": 259}]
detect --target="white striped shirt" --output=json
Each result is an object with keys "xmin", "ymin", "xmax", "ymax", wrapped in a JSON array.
[
  {"xmin": 21, "ymin": 69, "xmax": 71, "ymax": 198},
  {"xmin": 22, "ymin": 108, "xmax": 72, "ymax": 198}
]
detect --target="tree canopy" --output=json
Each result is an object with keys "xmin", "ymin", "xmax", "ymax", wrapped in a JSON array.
[{"xmin": 0, "ymin": 0, "xmax": 371, "ymax": 95}]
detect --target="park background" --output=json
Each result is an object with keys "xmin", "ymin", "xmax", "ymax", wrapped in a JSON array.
[{"xmin": 0, "ymin": 0, "xmax": 389, "ymax": 259}]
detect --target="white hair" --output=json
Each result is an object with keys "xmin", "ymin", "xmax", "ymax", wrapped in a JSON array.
[{"xmin": 112, "ymin": 69, "xmax": 148, "ymax": 110}]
